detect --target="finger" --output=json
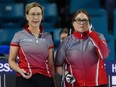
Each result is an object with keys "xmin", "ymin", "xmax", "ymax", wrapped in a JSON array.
[{"xmin": 23, "ymin": 73, "xmax": 32, "ymax": 79}]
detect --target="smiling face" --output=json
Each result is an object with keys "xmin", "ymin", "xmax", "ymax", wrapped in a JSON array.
[
  {"xmin": 72, "ymin": 10, "xmax": 90, "ymax": 33},
  {"xmin": 26, "ymin": 6, "xmax": 43, "ymax": 27}
]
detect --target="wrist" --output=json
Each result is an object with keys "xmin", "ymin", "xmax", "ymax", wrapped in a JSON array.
[
  {"xmin": 65, "ymin": 71, "xmax": 71, "ymax": 78},
  {"xmin": 65, "ymin": 70, "xmax": 69, "ymax": 76}
]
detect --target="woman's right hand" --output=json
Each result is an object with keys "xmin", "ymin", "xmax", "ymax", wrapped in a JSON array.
[
  {"xmin": 19, "ymin": 69, "xmax": 32, "ymax": 79},
  {"xmin": 65, "ymin": 71, "xmax": 76, "ymax": 84},
  {"xmin": 89, "ymin": 24, "xmax": 93, "ymax": 33}
]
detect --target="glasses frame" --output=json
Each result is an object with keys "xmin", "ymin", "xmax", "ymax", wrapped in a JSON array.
[
  {"xmin": 74, "ymin": 18, "xmax": 89, "ymax": 24},
  {"xmin": 28, "ymin": 12, "xmax": 42, "ymax": 18}
]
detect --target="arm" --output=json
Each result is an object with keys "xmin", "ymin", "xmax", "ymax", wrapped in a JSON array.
[
  {"xmin": 8, "ymin": 46, "xmax": 20, "ymax": 72},
  {"xmin": 8, "ymin": 46, "xmax": 32, "ymax": 79},
  {"xmin": 56, "ymin": 66, "xmax": 63, "ymax": 75},
  {"xmin": 89, "ymin": 31, "xmax": 110, "ymax": 58},
  {"xmin": 48, "ymin": 48, "xmax": 57, "ymax": 87}
]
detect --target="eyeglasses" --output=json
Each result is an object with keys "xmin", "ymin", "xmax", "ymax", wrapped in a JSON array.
[
  {"xmin": 28, "ymin": 13, "xmax": 42, "ymax": 18},
  {"xmin": 74, "ymin": 18, "xmax": 89, "ymax": 24}
]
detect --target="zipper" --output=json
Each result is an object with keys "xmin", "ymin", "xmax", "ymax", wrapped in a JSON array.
[
  {"xmin": 35, "ymin": 36, "xmax": 39, "ymax": 43},
  {"xmin": 32, "ymin": 33, "xmax": 39, "ymax": 43},
  {"xmin": 31, "ymin": 32, "xmax": 39, "ymax": 43},
  {"xmin": 81, "ymin": 39, "xmax": 86, "ymax": 86}
]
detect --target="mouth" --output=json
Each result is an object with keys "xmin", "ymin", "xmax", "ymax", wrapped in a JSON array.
[
  {"xmin": 32, "ymin": 21, "xmax": 39, "ymax": 23},
  {"xmin": 79, "ymin": 26, "xmax": 84, "ymax": 28}
]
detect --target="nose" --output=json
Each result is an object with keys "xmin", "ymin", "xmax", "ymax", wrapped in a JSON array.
[
  {"xmin": 80, "ymin": 21, "xmax": 84, "ymax": 24},
  {"xmin": 33, "ymin": 15, "xmax": 39, "ymax": 18}
]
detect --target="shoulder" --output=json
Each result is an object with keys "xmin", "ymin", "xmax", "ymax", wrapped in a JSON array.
[
  {"xmin": 90, "ymin": 31, "xmax": 104, "ymax": 37},
  {"xmin": 42, "ymin": 31, "xmax": 52, "ymax": 37},
  {"xmin": 16, "ymin": 29, "xmax": 29, "ymax": 35},
  {"xmin": 98, "ymin": 32, "xmax": 104, "ymax": 36},
  {"xmin": 43, "ymin": 31, "xmax": 51, "ymax": 35},
  {"xmin": 95, "ymin": 31, "xmax": 104, "ymax": 37},
  {"xmin": 61, "ymin": 35, "xmax": 72, "ymax": 45},
  {"xmin": 64, "ymin": 34, "xmax": 75, "ymax": 42},
  {"xmin": 15, "ymin": 29, "xmax": 25, "ymax": 34},
  {"xmin": 90, "ymin": 31, "xmax": 105, "ymax": 40}
]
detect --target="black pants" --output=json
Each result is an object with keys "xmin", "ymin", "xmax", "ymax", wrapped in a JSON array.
[
  {"xmin": 84, "ymin": 84, "xmax": 108, "ymax": 87},
  {"xmin": 16, "ymin": 73, "xmax": 54, "ymax": 87},
  {"xmin": 55, "ymin": 72, "xmax": 62, "ymax": 87},
  {"xmin": 96, "ymin": 84, "xmax": 108, "ymax": 87}
]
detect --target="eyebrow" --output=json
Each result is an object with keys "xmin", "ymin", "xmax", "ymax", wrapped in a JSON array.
[
  {"xmin": 76, "ymin": 18, "xmax": 88, "ymax": 20},
  {"xmin": 29, "ymin": 12, "xmax": 42, "ymax": 14}
]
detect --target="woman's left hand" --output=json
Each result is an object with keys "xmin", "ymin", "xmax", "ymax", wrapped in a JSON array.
[{"xmin": 89, "ymin": 24, "xmax": 93, "ymax": 33}]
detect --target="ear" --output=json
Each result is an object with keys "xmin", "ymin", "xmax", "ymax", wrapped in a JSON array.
[{"xmin": 25, "ymin": 14, "xmax": 29, "ymax": 21}]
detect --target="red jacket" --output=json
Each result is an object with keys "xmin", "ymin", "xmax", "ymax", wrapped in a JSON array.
[{"xmin": 55, "ymin": 31, "xmax": 110, "ymax": 87}]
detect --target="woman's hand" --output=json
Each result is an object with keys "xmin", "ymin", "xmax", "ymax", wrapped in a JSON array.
[
  {"xmin": 89, "ymin": 24, "xmax": 93, "ymax": 33},
  {"xmin": 19, "ymin": 69, "xmax": 32, "ymax": 79},
  {"xmin": 65, "ymin": 71, "xmax": 76, "ymax": 84}
]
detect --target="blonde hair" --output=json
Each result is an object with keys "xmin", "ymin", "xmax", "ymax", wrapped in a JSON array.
[{"xmin": 25, "ymin": 2, "xmax": 44, "ymax": 15}]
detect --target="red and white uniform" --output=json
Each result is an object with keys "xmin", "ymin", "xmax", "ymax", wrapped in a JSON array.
[
  {"xmin": 55, "ymin": 30, "xmax": 110, "ymax": 87},
  {"xmin": 10, "ymin": 26, "xmax": 54, "ymax": 77}
]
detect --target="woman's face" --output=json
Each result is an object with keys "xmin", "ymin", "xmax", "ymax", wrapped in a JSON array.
[
  {"xmin": 60, "ymin": 33, "xmax": 68, "ymax": 42},
  {"xmin": 26, "ymin": 7, "xmax": 43, "ymax": 27},
  {"xmin": 73, "ymin": 12, "xmax": 89, "ymax": 33}
]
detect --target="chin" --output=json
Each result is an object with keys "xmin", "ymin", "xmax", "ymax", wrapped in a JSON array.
[
  {"xmin": 32, "ymin": 24, "xmax": 39, "ymax": 27},
  {"xmin": 79, "ymin": 31, "xmax": 85, "ymax": 33},
  {"xmin": 77, "ymin": 29, "xmax": 85, "ymax": 33}
]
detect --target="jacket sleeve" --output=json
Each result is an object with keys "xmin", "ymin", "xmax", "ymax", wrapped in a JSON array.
[
  {"xmin": 54, "ymin": 40, "xmax": 67, "ymax": 66},
  {"xmin": 89, "ymin": 31, "xmax": 110, "ymax": 59}
]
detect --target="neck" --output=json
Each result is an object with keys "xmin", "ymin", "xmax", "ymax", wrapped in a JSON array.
[
  {"xmin": 29, "ymin": 26, "xmax": 40, "ymax": 37},
  {"xmin": 73, "ymin": 30, "xmax": 89, "ymax": 39}
]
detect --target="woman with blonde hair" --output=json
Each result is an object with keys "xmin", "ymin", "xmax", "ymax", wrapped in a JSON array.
[{"xmin": 9, "ymin": 2, "xmax": 56, "ymax": 87}]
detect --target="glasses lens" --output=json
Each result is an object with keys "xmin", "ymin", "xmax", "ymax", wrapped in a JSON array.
[
  {"xmin": 28, "ymin": 13, "xmax": 42, "ymax": 17},
  {"xmin": 74, "ymin": 19, "xmax": 88, "ymax": 24}
]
